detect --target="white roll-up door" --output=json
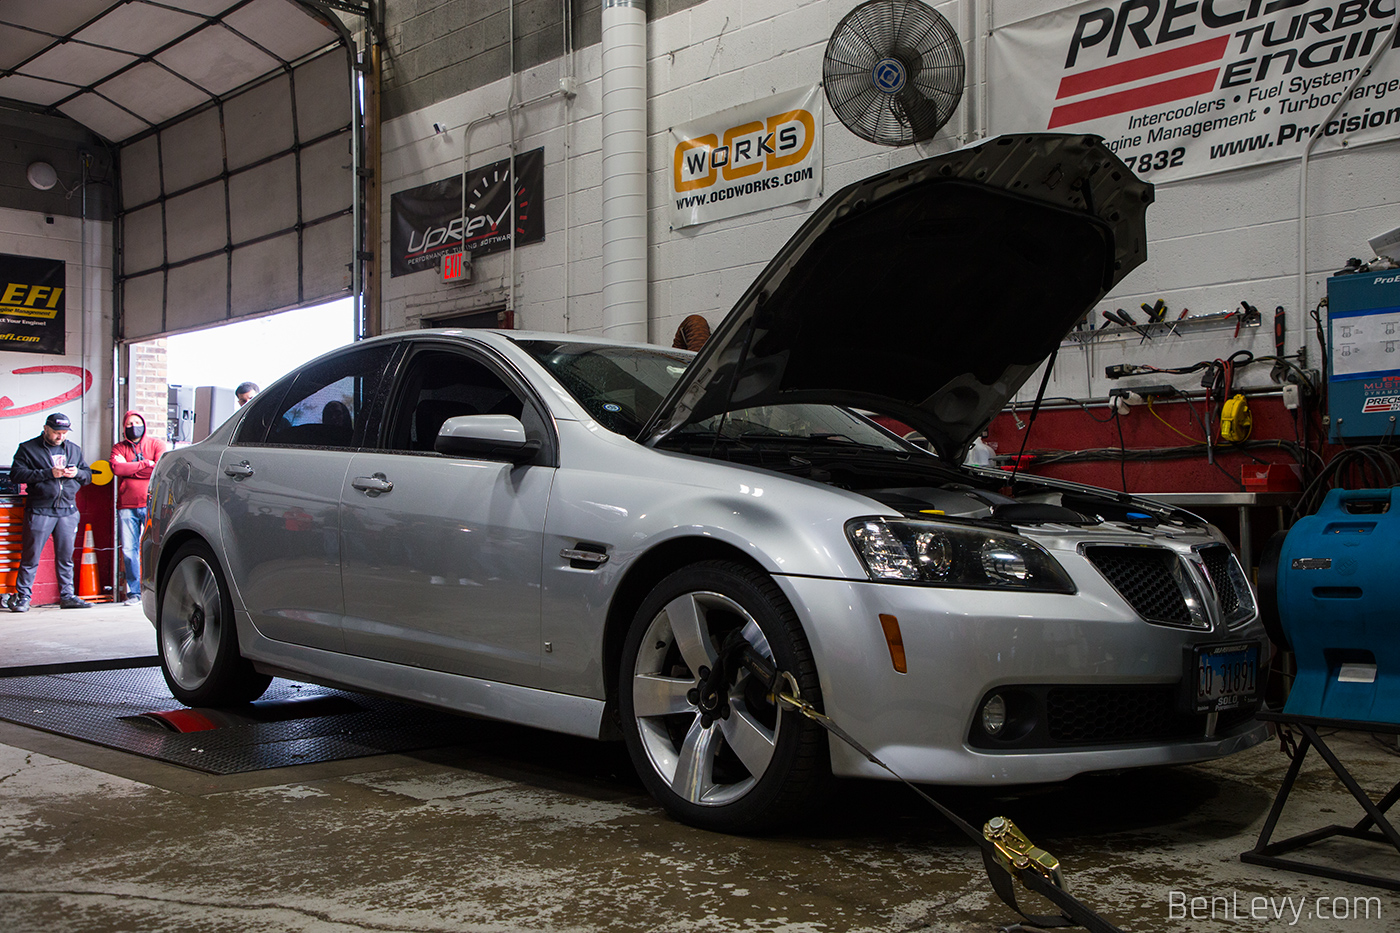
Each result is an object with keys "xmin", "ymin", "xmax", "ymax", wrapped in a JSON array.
[{"xmin": 118, "ymin": 46, "xmax": 355, "ymax": 340}]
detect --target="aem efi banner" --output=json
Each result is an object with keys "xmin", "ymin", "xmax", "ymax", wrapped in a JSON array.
[
  {"xmin": 0, "ymin": 254, "xmax": 65, "ymax": 355},
  {"xmin": 389, "ymin": 148, "xmax": 545, "ymax": 277},
  {"xmin": 669, "ymin": 86, "xmax": 823, "ymax": 229},
  {"xmin": 989, "ymin": 1, "xmax": 1400, "ymax": 183}
]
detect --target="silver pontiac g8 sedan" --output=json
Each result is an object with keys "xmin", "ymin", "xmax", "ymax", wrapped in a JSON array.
[{"xmin": 142, "ymin": 134, "xmax": 1269, "ymax": 832}]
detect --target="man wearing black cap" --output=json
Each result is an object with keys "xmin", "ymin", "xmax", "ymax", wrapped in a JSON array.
[{"xmin": 3, "ymin": 413, "xmax": 93, "ymax": 612}]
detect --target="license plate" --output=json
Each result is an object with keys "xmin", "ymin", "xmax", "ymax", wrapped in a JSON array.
[{"xmin": 1192, "ymin": 643, "xmax": 1260, "ymax": 712}]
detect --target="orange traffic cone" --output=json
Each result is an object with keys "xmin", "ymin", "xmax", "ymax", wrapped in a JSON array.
[{"xmin": 78, "ymin": 524, "xmax": 100, "ymax": 600}]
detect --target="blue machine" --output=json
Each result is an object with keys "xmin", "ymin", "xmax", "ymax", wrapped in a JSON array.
[
  {"xmin": 1327, "ymin": 271, "xmax": 1400, "ymax": 443},
  {"xmin": 1275, "ymin": 487, "xmax": 1400, "ymax": 724}
]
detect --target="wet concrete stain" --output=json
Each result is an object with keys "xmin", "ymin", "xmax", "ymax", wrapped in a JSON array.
[{"xmin": 1, "ymin": 723, "xmax": 1397, "ymax": 932}]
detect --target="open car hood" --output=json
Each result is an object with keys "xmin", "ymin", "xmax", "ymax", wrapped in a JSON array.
[{"xmin": 640, "ymin": 134, "xmax": 1153, "ymax": 461}]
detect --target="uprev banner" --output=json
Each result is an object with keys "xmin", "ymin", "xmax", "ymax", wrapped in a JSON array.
[
  {"xmin": 989, "ymin": 1, "xmax": 1400, "ymax": 184},
  {"xmin": 389, "ymin": 148, "xmax": 545, "ymax": 277},
  {"xmin": 0, "ymin": 254, "xmax": 65, "ymax": 355},
  {"xmin": 669, "ymin": 86, "xmax": 823, "ymax": 229}
]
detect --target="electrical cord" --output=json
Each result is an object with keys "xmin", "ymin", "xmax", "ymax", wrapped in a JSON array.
[
  {"xmin": 1291, "ymin": 445, "xmax": 1400, "ymax": 520},
  {"xmin": 1113, "ymin": 406, "xmax": 1127, "ymax": 492}
]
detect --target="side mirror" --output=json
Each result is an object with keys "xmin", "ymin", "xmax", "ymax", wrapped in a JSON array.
[{"xmin": 435, "ymin": 414, "xmax": 541, "ymax": 464}]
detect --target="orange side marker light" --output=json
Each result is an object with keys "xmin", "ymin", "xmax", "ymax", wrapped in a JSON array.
[{"xmin": 879, "ymin": 613, "xmax": 907, "ymax": 674}]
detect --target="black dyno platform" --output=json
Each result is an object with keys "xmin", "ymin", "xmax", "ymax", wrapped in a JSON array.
[{"xmin": 0, "ymin": 659, "xmax": 470, "ymax": 774}]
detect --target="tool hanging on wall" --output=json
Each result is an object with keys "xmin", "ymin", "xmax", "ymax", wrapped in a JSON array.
[
  {"xmin": 1271, "ymin": 306, "xmax": 1289, "ymax": 383},
  {"xmin": 1235, "ymin": 300, "xmax": 1261, "ymax": 339}
]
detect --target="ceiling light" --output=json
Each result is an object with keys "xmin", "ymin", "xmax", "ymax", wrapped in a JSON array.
[{"xmin": 27, "ymin": 162, "xmax": 58, "ymax": 191}]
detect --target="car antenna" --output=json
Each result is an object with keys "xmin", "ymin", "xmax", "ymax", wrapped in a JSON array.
[{"xmin": 1008, "ymin": 346, "xmax": 1058, "ymax": 493}]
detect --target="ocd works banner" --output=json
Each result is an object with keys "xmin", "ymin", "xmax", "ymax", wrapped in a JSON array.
[
  {"xmin": 989, "ymin": 1, "xmax": 1400, "ymax": 183},
  {"xmin": 669, "ymin": 86, "xmax": 822, "ymax": 229}
]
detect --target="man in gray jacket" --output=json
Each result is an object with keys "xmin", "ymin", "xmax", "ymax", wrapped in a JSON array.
[{"xmin": 4, "ymin": 412, "xmax": 93, "ymax": 612}]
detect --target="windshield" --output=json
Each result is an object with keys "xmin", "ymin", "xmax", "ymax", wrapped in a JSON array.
[{"xmin": 517, "ymin": 339, "xmax": 911, "ymax": 451}]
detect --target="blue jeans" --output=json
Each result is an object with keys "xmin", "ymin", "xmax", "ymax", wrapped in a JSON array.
[{"xmin": 119, "ymin": 507, "xmax": 147, "ymax": 599}]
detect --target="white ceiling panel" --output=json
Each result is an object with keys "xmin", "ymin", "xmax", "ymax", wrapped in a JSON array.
[
  {"xmin": 167, "ymin": 256, "xmax": 229, "ymax": 332},
  {"xmin": 122, "ymin": 271, "xmax": 166, "ymax": 340},
  {"xmin": 120, "ymin": 135, "xmax": 162, "ymax": 208},
  {"xmin": 164, "ymin": 181, "xmax": 229, "ymax": 264},
  {"xmin": 121, "ymin": 204, "xmax": 166, "ymax": 275},
  {"xmin": 229, "ymin": 155, "xmax": 299, "ymax": 243},
  {"xmin": 59, "ymin": 92, "xmax": 149, "ymax": 142},
  {"xmin": 99, "ymin": 62, "xmax": 210, "ymax": 126},
  {"xmin": 299, "ymin": 134, "xmax": 352, "ymax": 221},
  {"xmin": 0, "ymin": 74, "xmax": 73, "ymax": 107},
  {"xmin": 231, "ymin": 232, "xmax": 301, "ymax": 317},
  {"xmin": 162, "ymin": 0, "xmax": 245, "ymax": 16},
  {"xmin": 0, "ymin": 24, "xmax": 54, "ymax": 70},
  {"xmin": 19, "ymin": 42, "xmax": 138, "ymax": 87},
  {"xmin": 157, "ymin": 24, "xmax": 281, "ymax": 97},
  {"xmin": 293, "ymin": 50, "xmax": 351, "ymax": 140},
  {"xmin": 74, "ymin": 3, "xmax": 205, "ymax": 57},
  {"xmin": 226, "ymin": 0, "xmax": 336, "ymax": 63},
  {"xmin": 0, "ymin": 0, "xmax": 116, "ymax": 35},
  {"xmin": 223, "ymin": 73, "xmax": 294, "ymax": 170},
  {"xmin": 160, "ymin": 107, "xmax": 226, "ymax": 194}
]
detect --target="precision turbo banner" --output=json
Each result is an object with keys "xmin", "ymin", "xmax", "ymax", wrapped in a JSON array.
[
  {"xmin": 0, "ymin": 254, "xmax": 65, "ymax": 355},
  {"xmin": 669, "ymin": 86, "xmax": 823, "ymax": 229},
  {"xmin": 989, "ymin": 1, "xmax": 1400, "ymax": 184},
  {"xmin": 389, "ymin": 147, "xmax": 545, "ymax": 278}
]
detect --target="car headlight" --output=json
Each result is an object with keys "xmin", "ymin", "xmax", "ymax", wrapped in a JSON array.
[{"xmin": 846, "ymin": 518, "xmax": 1075, "ymax": 592}]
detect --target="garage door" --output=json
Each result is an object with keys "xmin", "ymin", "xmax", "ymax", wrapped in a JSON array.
[
  {"xmin": 118, "ymin": 45, "xmax": 356, "ymax": 340},
  {"xmin": 0, "ymin": 1, "xmax": 362, "ymax": 340}
]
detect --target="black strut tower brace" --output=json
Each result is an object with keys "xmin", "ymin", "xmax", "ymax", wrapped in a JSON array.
[{"xmin": 710, "ymin": 633, "xmax": 1126, "ymax": 933}]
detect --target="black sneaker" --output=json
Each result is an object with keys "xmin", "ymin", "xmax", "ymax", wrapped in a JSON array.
[
  {"xmin": 8, "ymin": 596, "xmax": 31, "ymax": 613},
  {"xmin": 59, "ymin": 595, "xmax": 92, "ymax": 609}
]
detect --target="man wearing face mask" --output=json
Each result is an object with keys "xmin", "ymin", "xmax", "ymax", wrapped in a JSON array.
[{"xmin": 111, "ymin": 410, "xmax": 166, "ymax": 606}]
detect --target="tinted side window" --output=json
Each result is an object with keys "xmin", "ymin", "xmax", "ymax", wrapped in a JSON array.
[
  {"xmin": 383, "ymin": 348, "xmax": 547, "ymax": 454},
  {"xmin": 233, "ymin": 381, "xmax": 291, "ymax": 445},
  {"xmin": 261, "ymin": 345, "xmax": 394, "ymax": 449}
]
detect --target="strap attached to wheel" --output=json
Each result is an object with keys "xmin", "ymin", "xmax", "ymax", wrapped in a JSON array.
[{"xmin": 737, "ymin": 651, "xmax": 1125, "ymax": 933}]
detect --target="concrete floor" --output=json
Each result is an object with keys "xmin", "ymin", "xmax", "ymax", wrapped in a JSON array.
[{"xmin": 1, "ymin": 604, "xmax": 1396, "ymax": 932}]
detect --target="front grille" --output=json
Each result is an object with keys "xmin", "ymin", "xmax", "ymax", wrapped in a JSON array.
[
  {"xmin": 1199, "ymin": 544, "xmax": 1256, "ymax": 627},
  {"xmin": 1084, "ymin": 546, "xmax": 1205, "ymax": 628},
  {"xmin": 967, "ymin": 683, "xmax": 1260, "ymax": 749},
  {"xmin": 1047, "ymin": 685, "xmax": 1183, "ymax": 743}
]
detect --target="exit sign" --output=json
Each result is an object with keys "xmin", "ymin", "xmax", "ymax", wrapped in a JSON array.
[{"xmin": 440, "ymin": 251, "xmax": 471, "ymax": 284}]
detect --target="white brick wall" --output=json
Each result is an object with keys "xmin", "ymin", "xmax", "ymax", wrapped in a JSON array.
[
  {"xmin": 0, "ymin": 209, "xmax": 114, "ymax": 460},
  {"xmin": 379, "ymin": 0, "xmax": 1399, "ymax": 407}
]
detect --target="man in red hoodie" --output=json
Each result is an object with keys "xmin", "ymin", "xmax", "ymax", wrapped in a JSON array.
[{"xmin": 111, "ymin": 410, "xmax": 166, "ymax": 605}]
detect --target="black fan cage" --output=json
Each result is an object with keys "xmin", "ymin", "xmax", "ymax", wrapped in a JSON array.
[{"xmin": 823, "ymin": 0, "xmax": 966, "ymax": 146}]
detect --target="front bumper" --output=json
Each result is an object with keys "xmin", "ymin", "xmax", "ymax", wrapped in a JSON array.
[{"xmin": 774, "ymin": 574, "xmax": 1270, "ymax": 784}]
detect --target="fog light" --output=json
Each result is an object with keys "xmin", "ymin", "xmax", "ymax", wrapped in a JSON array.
[{"xmin": 981, "ymin": 694, "xmax": 1007, "ymax": 736}]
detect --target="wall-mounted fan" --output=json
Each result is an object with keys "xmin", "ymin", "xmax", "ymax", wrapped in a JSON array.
[{"xmin": 822, "ymin": 0, "xmax": 965, "ymax": 146}]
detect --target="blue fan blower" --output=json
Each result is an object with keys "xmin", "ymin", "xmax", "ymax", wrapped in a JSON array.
[{"xmin": 1260, "ymin": 487, "xmax": 1400, "ymax": 724}]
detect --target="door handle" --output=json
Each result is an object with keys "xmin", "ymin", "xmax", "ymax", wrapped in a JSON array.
[
  {"xmin": 224, "ymin": 461, "xmax": 254, "ymax": 479},
  {"xmin": 351, "ymin": 473, "xmax": 393, "ymax": 495}
]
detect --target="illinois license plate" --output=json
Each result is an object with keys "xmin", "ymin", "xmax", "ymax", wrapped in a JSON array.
[{"xmin": 1192, "ymin": 643, "xmax": 1260, "ymax": 712}]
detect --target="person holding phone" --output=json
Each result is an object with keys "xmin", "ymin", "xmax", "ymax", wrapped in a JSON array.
[{"xmin": 3, "ymin": 412, "xmax": 93, "ymax": 612}]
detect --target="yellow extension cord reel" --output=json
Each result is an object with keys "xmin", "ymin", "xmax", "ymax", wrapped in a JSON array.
[{"xmin": 1220, "ymin": 393, "xmax": 1252, "ymax": 442}]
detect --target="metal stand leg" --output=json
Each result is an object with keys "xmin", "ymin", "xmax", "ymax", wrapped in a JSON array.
[{"xmin": 1241, "ymin": 721, "xmax": 1400, "ymax": 891}]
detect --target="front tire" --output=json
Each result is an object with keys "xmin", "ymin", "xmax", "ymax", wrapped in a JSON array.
[
  {"xmin": 157, "ymin": 540, "xmax": 270, "ymax": 706},
  {"xmin": 619, "ymin": 560, "xmax": 830, "ymax": 832}
]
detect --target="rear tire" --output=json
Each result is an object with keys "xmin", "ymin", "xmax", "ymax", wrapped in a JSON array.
[
  {"xmin": 619, "ymin": 560, "xmax": 830, "ymax": 832},
  {"xmin": 157, "ymin": 540, "xmax": 270, "ymax": 706}
]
